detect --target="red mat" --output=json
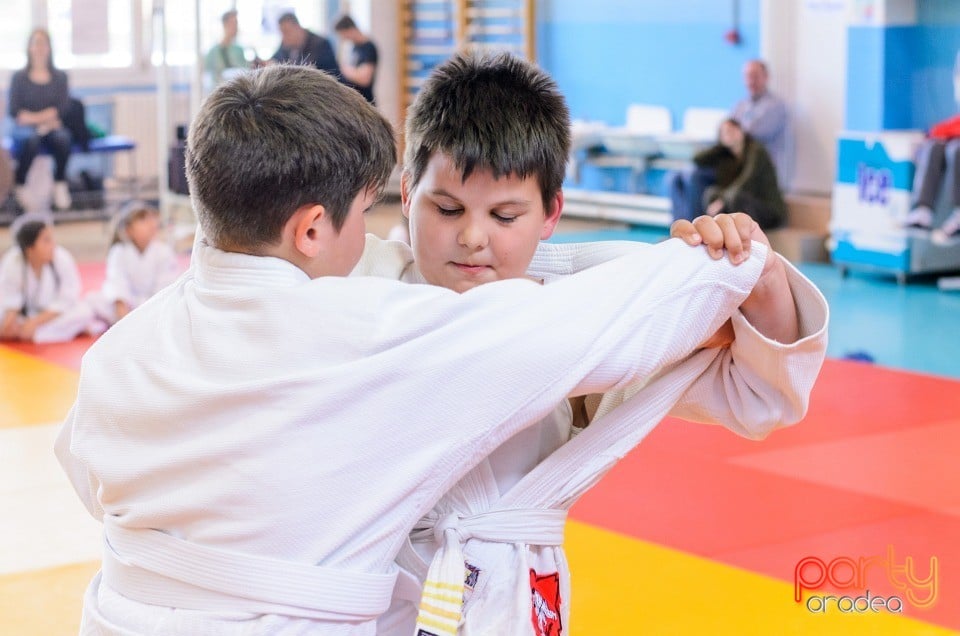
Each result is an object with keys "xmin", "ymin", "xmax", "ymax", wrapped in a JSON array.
[{"xmin": 570, "ymin": 359, "xmax": 960, "ymax": 630}]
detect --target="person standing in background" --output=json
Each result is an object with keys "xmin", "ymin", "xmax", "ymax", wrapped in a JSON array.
[
  {"xmin": 334, "ymin": 15, "xmax": 378, "ymax": 104},
  {"xmin": 271, "ymin": 12, "xmax": 342, "ymax": 82},
  {"xmin": 7, "ymin": 28, "xmax": 73, "ymax": 212},
  {"xmin": 204, "ymin": 10, "xmax": 253, "ymax": 89}
]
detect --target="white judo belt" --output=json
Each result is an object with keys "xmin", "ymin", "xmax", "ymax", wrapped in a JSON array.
[
  {"xmin": 101, "ymin": 521, "xmax": 398, "ymax": 621},
  {"xmin": 413, "ymin": 351, "xmax": 715, "ymax": 635},
  {"xmin": 411, "ymin": 509, "xmax": 566, "ymax": 636}
]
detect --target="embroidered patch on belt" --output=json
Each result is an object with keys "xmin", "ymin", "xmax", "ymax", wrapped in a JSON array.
[
  {"xmin": 464, "ymin": 561, "xmax": 481, "ymax": 590},
  {"xmin": 530, "ymin": 569, "xmax": 562, "ymax": 636}
]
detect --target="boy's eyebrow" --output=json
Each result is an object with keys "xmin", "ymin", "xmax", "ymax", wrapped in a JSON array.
[{"xmin": 428, "ymin": 187, "xmax": 533, "ymax": 207}]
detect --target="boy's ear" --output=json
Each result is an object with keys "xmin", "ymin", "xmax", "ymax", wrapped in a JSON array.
[
  {"xmin": 399, "ymin": 172, "xmax": 412, "ymax": 219},
  {"xmin": 291, "ymin": 203, "xmax": 330, "ymax": 259},
  {"xmin": 540, "ymin": 191, "xmax": 564, "ymax": 240}
]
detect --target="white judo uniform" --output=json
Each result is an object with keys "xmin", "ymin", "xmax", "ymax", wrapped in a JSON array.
[
  {"xmin": 0, "ymin": 245, "xmax": 95, "ymax": 343},
  {"xmin": 87, "ymin": 239, "xmax": 181, "ymax": 324},
  {"xmin": 354, "ymin": 236, "xmax": 828, "ymax": 636},
  {"xmin": 56, "ymin": 235, "xmax": 770, "ymax": 635}
]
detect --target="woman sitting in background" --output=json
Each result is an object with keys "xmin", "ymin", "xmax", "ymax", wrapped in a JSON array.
[
  {"xmin": 695, "ymin": 118, "xmax": 786, "ymax": 230},
  {"xmin": 8, "ymin": 28, "xmax": 73, "ymax": 212}
]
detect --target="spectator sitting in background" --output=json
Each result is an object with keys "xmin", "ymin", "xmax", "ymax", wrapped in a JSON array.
[
  {"xmin": 271, "ymin": 13, "xmax": 342, "ymax": 82},
  {"xmin": 732, "ymin": 59, "xmax": 790, "ymax": 188},
  {"xmin": 901, "ymin": 114, "xmax": 960, "ymax": 241},
  {"xmin": 670, "ymin": 59, "xmax": 790, "ymax": 222},
  {"xmin": 7, "ymin": 28, "xmax": 73, "ymax": 212},
  {"xmin": 334, "ymin": 15, "xmax": 378, "ymax": 104},
  {"xmin": 695, "ymin": 118, "xmax": 786, "ymax": 230}
]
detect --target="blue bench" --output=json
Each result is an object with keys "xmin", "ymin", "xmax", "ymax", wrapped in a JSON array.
[
  {"xmin": 2, "ymin": 134, "xmax": 138, "ymax": 212},
  {"xmin": 3, "ymin": 133, "xmax": 136, "ymax": 158}
]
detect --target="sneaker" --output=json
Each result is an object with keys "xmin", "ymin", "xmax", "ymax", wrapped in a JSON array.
[
  {"xmin": 939, "ymin": 208, "xmax": 960, "ymax": 238},
  {"xmin": 53, "ymin": 181, "xmax": 72, "ymax": 210},
  {"xmin": 903, "ymin": 205, "xmax": 934, "ymax": 229},
  {"xmin": 13, "ymin": 186, "xmax": 31, "ymax": 211}
]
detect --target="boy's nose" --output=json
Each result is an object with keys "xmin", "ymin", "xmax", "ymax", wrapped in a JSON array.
[{"xmin": 457, "ymin": 219, "xmax": 489, "ymax": 249}]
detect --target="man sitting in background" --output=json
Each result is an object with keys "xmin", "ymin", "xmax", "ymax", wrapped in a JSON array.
[{"xmin": 670, "ymin": 59, "xmax": 791, "ymax": 222}]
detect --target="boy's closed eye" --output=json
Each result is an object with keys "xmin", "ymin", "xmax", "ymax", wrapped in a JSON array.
[
  {"xmin": 434, "ymin": 205, "xmax": 517, "ymax": 224},
  {"xmin": 491, "ymin": 211, "xmax": 518, "ymax": 223}
]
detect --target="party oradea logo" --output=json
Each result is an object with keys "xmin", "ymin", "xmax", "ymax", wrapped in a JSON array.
[{"xmin": 794, "ymin": 546, "xmax": 938, "ymax": 614}]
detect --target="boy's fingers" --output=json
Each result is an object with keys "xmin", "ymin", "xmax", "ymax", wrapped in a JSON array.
[
  {"xmin": 714, "ymin": 214, "xmax": 745, "ymax": 264},
  {"xmin": 669, "ymin": 219, "xmax": 702, "ymax": 245},
  {"xmin": 692, "ymin": 215, "xmax": 724, "ymax": 259},
  {"xmin": 732, "ymin": 212, "xmax": 753, "ymax": 256}
]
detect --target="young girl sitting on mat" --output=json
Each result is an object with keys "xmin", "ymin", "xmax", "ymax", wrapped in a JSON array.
[
  {"xmin": 0, "ymin": 213, "xmax": 95, "ymax": 343},
  {"xmin": 87, "ymin": 200, "xmax": 181, "ymax": 326}
]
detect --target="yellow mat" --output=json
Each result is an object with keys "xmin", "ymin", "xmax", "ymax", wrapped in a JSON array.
[
  {"xmin": 0, "ymin": 347, "xmax": 78, "ymax": 429},
  {"xmin": 0, "ymin": 561, "xmax": 98, "ymax": 636},
  {"xmin": 565, "ymin": 520, "xmax": 952, "ymax": 635}
]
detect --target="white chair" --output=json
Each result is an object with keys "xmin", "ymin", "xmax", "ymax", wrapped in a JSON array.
[
  {"xmin": 657, "ymin": 107, "xmax": 727, "ymax": 160},
  {"xmin": 681, "ymin": 107, "xmax": 728, "ymax": 139},
  {"xmin": 600, "ymin": 103, "xmax": 671, "ymax": 158},
  {"xmin": 626, "ymin": 104, "xmax": 672, "ymax": 136}
]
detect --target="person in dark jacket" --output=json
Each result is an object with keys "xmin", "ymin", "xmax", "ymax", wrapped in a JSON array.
[
  {"xmin": 695, "ymin": 118, "xmax": 786, "ymax": 230},
  {"xmin": 271, "ymin": 13, "xmax": 342, "ymax": 82}
]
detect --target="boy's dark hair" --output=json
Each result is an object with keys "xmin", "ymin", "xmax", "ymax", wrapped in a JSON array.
[
  {"xmin": 186, "ymin": 64, "xmax": 396, "ymax": 251},
  {"xmin": 221, "ymin": 9, "xmax": 237, "ymax": 24},
  {"xmin": 15, "ymin": 220, "xmax": 48, "ymax": 253},
  {"xmin": 403, "ymin": 52, "xmax": 571, "ymax": 210},
  {"xmin": 334, "ymin": 15, "xmax": 357, "ymax": 32},
  {"xmin": 278, "ymin": 12, "xmax": 299, "ymax": 27}
]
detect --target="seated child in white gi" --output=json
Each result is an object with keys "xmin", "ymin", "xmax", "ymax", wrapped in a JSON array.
[
  {"xmin": 56, "ymin": 64, "xmax": 782, "ymax": 635},
  {"xmin": 353, "ymin": 53, "xmax": 828, "ymax": 635},
  {"xmin": 88, "ymin": 200, "xmax": 181, "ymax": 326},
  {"xmin": 0, "ymin": 213, "xmax": 95, "ymax": 343}
]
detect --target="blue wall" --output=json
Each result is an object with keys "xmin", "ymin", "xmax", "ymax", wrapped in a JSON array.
[
  {"xmin": 908, "ymin": 24, "xmax": 960, "ymax": 128},
  {"xmin": 536, "ymin": 0, "xmax": 761, "ymax": 127},
  {"xmin": 846, "ymin": 4, "xmax": 960, "ymax": 132}
]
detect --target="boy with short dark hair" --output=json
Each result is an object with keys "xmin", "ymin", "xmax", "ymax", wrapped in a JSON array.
[
  {"xmin": 56, "ymin": 64, "xmax": 777, "ymax": 634},
  {"xmin": 353, "ymin": 52, "xmax": 827, "ymax": 635}
]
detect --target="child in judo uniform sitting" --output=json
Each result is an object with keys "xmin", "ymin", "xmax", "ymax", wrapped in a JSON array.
[
  {"xmin": 57, "ymin": 63, "xmax": 803, "ymax": 635},
  {"xmin": 0, "ymin": 213, "xmax": 95, "ymax": 343},
  {"xmin": 350, "ymin": 52, "xmax": 828, "ymax": 636},
  {"xmin": 87, "ymin": 200, "xmax": 182, "ymax": 327}
]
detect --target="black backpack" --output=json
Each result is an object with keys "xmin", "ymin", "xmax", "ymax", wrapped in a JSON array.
[{"xmin": 63, "ymin": 97, "xmax": 92, "ymax": 152}]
